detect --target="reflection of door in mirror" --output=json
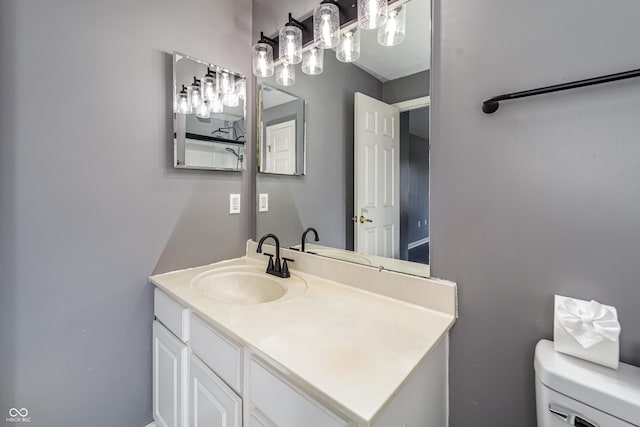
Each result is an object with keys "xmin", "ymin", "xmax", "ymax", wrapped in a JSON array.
[
  {"xmin": 354, "ymin": 93, "xmax": 400, "ymax": 259},
  {"xmin": 265, "ymin": 120, "xmax": 296, "ymax": 174}
]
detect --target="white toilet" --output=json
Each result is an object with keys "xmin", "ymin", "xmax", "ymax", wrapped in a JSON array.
[{"xmin": 534, "ymin": 339, "xmax": 640, "ymax": 426}]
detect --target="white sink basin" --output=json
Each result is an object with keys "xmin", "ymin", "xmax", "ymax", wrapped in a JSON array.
[{"xmin": 191, "ymin": 264, "xmax": 306, "ymax": 304}]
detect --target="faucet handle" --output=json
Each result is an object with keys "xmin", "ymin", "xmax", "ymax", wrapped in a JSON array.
[
  {"xmin": 263, "ymin": 252, "xmax": 275, "ymax": 271},
  {"xmin": 281, "ymin": 257, "xmax": 294, "ymax": 278}
]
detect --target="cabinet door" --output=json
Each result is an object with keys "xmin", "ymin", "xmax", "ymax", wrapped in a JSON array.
[
  {"xmin": 153, "ymin": 321, "xmax": 188, "ymax": 427},
  {"xmin": 248, "ymin": 409, "xmax": 277, "ymax": 427},
  {"xmin": 189, "ymin": 353, "xmax": 242, "ymax": 427}
]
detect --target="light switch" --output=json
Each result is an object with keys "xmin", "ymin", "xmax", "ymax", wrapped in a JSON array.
[
  {"xmin": 259, "ymin": 193, "xmax": 269, "ymax": 212},
  {"xmin": 229, "ymin": 194, "xmax": 241, "ymax": 214}
]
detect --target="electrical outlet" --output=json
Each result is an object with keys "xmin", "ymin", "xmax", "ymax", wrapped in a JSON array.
[
  {"xmin": 229, "ymin": 194, "xmax": 241, "ymax": 214},
  {"xmin": 259, "ymin": 193, "xmax": 269, "ymax": 212}
]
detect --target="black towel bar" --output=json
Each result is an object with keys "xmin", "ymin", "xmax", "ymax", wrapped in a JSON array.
[{"xmin": 482, "ymin": 68, "xmax": 640, "ymax": 114}]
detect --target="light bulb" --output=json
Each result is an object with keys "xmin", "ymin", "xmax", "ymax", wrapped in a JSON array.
[
  {"xmin": 302, "ymin": 47, "xmax": 324, "ymax": 75},
  {"xmin": 322, "ymin": 15, "xmax": 332, "ymax": 45}
]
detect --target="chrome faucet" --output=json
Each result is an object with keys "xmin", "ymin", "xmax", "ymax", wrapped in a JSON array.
[
  {"xmin": 301, "ymin": 227, "xmax": 319, "ymax": 252},
  {"xmin": 257, "ymin": 233, "xmax": 294, "ymax": 278}
]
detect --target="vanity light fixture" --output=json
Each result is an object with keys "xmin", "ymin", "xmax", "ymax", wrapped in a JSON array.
[
  {"xmin": 280, "ymin": 13, "xmax": 304, "ymax": 65},
  {"xmin": 358, "ymin": 0, "xmax": 388, "ymax": 30},
  {"xmin": 276, "ymin": 62, "xmax": 295, "ymax": 86},
  {"xmin": 302, "ymin": 46, "xmax": 324, "ymax": 75},
  {"xmin": 223, "ymin": 91, "xmax": 240, "ymax": 107},
  {"xmin": 313, "ymin": 1, "xmax": 340, "ymax": 49},
  {"xmin": 378, "ymin": 4, "xmax": 405, "ymax": 46},
  {"xmin": 188, "ymin": 77, "xmax": 202, "ymax": 109},
  {"xmin": 336, "ymin": 28, "xmax": 360, "ymax": 63},
  {"xmin": 252, "ymin": 33, "xmax": 276, "ymax": 77},
  {"xmin": 177, "ymin": 85, "xmax": 192, "ymax": 114}
]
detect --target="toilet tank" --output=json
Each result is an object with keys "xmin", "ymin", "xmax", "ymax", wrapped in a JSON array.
[{"xmin": 534, "ymin": 339, "xmax": 640, "ymax": 427}]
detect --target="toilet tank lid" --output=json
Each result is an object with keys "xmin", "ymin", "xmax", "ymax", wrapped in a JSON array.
[{"xmin": 534, "ymin": 339, "xmax": 640, "ymax": 423}]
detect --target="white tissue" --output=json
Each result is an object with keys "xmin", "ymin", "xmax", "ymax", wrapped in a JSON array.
[
  {"xmin": 556, "ymin": 298, "xmax": 621, "ymax": 348},
  {"xmin": 554, "ymin": 295, "xmax": 621, "ymax": 369}
]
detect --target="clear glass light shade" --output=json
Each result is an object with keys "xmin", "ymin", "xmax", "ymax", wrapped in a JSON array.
[
  {"xmin": 358, "ymin": 0, "xmax": 388, "ymax": 30},
  {"xmin": 279, "ymin": 25, "xmax": 302, "ymax": 64},
  {"xmin": 220, "ymin": 71, "xmax": 232, "ymax": 94},
  {"xmin": 313, "ymin": 3, "xmax": 340, "ymax": 49},
  {"xmin": 237, "ymin": 80, "xmax": 246, "ymax": 99},
  {"xmin": 201, "ymin": 72, "xmax": 217, "ymax": 102},
  {"xmin": 209, "ymin": 95, "xmax": 224, "ymax": 113},
  {"xmin": 275, "ymin": 62, "xmax": 295, "ymax": 86},
  {"xmin": 252, "ymin": 43, "xmax": 274, "ymax": 77},
  {"xmin": 196, "ymin": 101, "xmax": 211, "ymax": 119},
  {"xmin": 378, "ymin": 5, "xmax": 406, "ymax": 46},
  {"xmin": 188, "ymin": 84, "xmax": 202, "ymax": 109},
  {"xmin": 336, "ymin": 29, "xmax": 361, "ymax": 63},
  {"xmin": 302, "ymin": 47, "xmax": 324, "ymax": 75},
  {"xmin": 177, "ymin": 91, "xmax": 192, "ymax": 114}
]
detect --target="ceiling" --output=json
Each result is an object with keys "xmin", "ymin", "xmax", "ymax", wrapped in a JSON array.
[
  {"xmin": 262, "ymin": 85, "xmax": 299, "ymax": 109},
  {"xmin": 354, "ymin": 0, "xmax": 431, "ymax": 82}
]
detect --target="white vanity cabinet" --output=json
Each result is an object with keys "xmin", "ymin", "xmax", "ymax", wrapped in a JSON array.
[{"xmin": 153, "ymin": 288, "xmax": 349, "ymax": 427}]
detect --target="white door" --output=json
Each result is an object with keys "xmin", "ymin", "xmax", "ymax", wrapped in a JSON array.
[
  {"xmin": 354, "ymin": 92, "xmax": 400, "ymax": 258},
  {"xmin": 265, "ymin": 120, "xmax": 296, "ymax": 174},
  {"xmin": 153, "ymin": 321, "xmax": 188, "ymax": 427},
  {"xmin": 189, "ymin": 354, "xmax": 242, "ymax": 427}
]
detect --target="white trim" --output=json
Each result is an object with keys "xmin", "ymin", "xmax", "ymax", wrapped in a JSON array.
[
  {"xmin": 408, "ymin": 237, "xmax": 430, "ymax": 250},
  {"xmin": 392, "ymin": 96, "xmax": 431, "ymax": 112},
  {"xmin": 144, "ymin": 422, "xmax": 156, "ymax": 427}
]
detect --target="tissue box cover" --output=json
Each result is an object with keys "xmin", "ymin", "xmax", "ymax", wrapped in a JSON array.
[{"xmin": 554, "ymin": 295, "xmax": 619, "ymax": 369}]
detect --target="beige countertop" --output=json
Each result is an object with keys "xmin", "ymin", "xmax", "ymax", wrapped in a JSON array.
[{"xmin": 150, "ymin": 244, "xmax": 456, "ymax": 425}]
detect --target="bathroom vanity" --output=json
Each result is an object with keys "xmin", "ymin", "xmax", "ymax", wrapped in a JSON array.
[{"xmin": 149, "ymin": 241, "xmax": 457, "ymax": 427}]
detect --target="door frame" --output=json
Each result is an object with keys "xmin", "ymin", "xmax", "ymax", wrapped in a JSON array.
[{"xmin": 392, "ymin": 95, "xmax": 430, "ymax": 112}]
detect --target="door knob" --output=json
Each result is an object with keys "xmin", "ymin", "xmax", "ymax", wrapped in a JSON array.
[{"xmin": 359, "ymin": 215, "xmax": 373, "ymax": 224}]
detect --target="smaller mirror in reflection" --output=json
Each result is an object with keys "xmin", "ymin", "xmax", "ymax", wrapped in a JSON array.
[
  {"xmin": 173, "ymin": 52, "xmax": 246, "ymax": 171},
  {"xmin": 258, "ymin": 84, "xmax": 306, "ymax": 176}
]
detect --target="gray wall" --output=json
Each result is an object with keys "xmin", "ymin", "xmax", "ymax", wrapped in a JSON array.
[
  {"xmin": 431, "ymin": 0, "xmax": 640, "ymax": 425},
  {"xmin": 255, "ymin": 54, "xmax": 382, "ymax": 249},
  {"xmin": 0, "ymin": 1, "xmax": 252, "ymax": 426},
  {"xmin": 383, "ymin": 70, "xmax": 430, "ymax": 104},
  {"xmin": 261, "ymin": 97, "xmax": 305, "ymax": 173},
  {"xmin": 407, "ymin": 134, "xmax": 429, "ymax": 243}
]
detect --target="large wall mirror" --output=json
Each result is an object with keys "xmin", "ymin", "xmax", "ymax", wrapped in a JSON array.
[
  {"xmin": 255, "ymin": 0, "xmax": 431, "ymax": 277},
  {"xmin": 173, "ymin": 52, "xmax": 247, "ymax": 171}
]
